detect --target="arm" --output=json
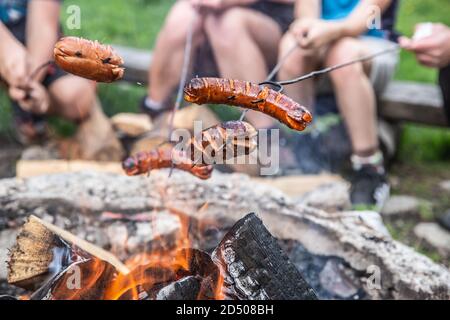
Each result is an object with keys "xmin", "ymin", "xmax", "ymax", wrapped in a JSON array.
[
  {"xmin": 296, "ymin": 0, "xmax": 392, "ymax": 49},
  {"xmin": 400, "ymin": 23, "xmax": 450, "ymax": 69},
  {"xmin": 0, "ymin": 22, "xmax": 28, "ymax": 88},
  {"xmin": 26, "ymin": 0, "xmax": 61, "ymax": 82},
  {"xmin": 294, "ymin": 0, "xmax": 320, "ymax": 19}
]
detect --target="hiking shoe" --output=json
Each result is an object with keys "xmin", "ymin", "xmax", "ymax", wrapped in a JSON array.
[
  {"xmin": 140, "ymin": 96, "xmax": 171, "ymax": 120},
  {"xmin": 350, "ymin": 165, "xmax": 390, "ymax": 211}
]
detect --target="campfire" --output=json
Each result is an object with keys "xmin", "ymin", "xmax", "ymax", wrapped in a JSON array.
[
  {"xmin": 1, "ymin": 171, "xmax": 449, "ymax": 300},
  {"xmin": 6, "ymin": 212, "xmax": 316, "ymax": 300}
]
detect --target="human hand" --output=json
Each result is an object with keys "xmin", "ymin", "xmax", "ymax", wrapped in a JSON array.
[
  {"xmin": 290, "ymin": 18, "xmax": 341, "ymax": 50},
  {"xmin": 0, "ymin": 36, "xmax": 29, "ymax": 89},
  {"xmin": 190, "ymin": 0, "xmax": 224, "ymax": 11},
  {"xmin": 399, "ymin": 23, "xmax": 450, "ymax": 68},
  {"xmin": 15, "ymin": 81, "xmax": 50, "ymax": 115}
]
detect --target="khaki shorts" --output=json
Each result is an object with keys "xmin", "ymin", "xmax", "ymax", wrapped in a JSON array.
[{"xmin": 317, "ymin": 36, "xmax": 399, "ymax": 95}]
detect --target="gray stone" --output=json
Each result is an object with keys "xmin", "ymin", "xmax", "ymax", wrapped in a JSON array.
[
  {"xmin": 414, "ymin": 223, "xmax": 450, "ymax": 257},
  {"xmin": 297, "ymin": 182, "xmax": 351, "ymax": 213},
  {"xmin": 319, "ymin": 260, "xmax": 359, "ymax": 299},
  {"xmin": 439, "ymin": 180, "xmax": 450, "ymax": 193},
  {"xmin": 382, "ymin": 195, "xmax": 422, "ymax": 217}
]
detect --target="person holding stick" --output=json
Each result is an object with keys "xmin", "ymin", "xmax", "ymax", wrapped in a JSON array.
[
  {"xmin": 0, "ymin": 0, "xmax": 123, "ymax": 160},
  {"xmin": 399, "ymin": 23, "xmax": 450, "ymax": 125},
  {"xmin": 277, "ymin": 0, "xmax": 399, "ymax": 209},
  {"xmin": 400, "ymin": 22, "xmax": 450, "ymax": 231}
]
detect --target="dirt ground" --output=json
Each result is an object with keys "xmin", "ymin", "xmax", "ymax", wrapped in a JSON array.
[{"xmin": 387, "ymin": 162, "xmax": 450, "ymax": 266}]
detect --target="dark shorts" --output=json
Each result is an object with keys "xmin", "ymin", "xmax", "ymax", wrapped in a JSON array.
[
  {"xmin": 249, "ymin": 1, "xmax": 294, "ymax": 33},
  {"xmin": 6, "ymin": 18, "xmax": 67, "ymax": 88},
  {"xmin": 193, "ymin": 1, "xmax": 294, "ymax": 78}
]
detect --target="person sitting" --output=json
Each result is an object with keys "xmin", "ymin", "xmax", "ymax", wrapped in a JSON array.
[
  {"xmin": 277, "ymin": 0, "xmax": 399, "ymax": 209},
  {"xmin": 142, "ymin": 0, "xmax": 295, "ymax": 129},
  {"xmin": 400, "ymin": 23, "xmax": 450, "ymax": 125},
  {"xmin": 0, "ymin": 0, "xmax": 123, "ymax": 160},
  {"xmin": 400, "ymin": 22, "xmax": 450, "ymax": 231}
]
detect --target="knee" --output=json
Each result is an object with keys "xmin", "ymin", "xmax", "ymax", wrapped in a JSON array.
[
  {"xmin": 161, "ymin": 2, "xmax": 202, "ymax": 45},
  {"xmin": 326, "ymin": 38, "xmax": 366, "ymax": 82},
  {"xmin": 278, "ymin": 35, "xmax": 310, "ymax": 77},
  {"xmin": 63, "ymin": 92, "xmax": 94, "ymax": 121},
  {"xmin": 205, "ymin": 9, "xmax": 246, "ymax": 52},
  {"xmin": 50, "ymin": 78, "xmax": 95, "ymax": 121}
]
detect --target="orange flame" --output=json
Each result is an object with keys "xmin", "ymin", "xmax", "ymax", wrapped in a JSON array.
[
  {"xmin": 45, "ymin": 204, "xmax": 225, "ymax": 300},
  {"xmin": 99, "ymin": 206, "xmax": 224, "ymax": 300}
]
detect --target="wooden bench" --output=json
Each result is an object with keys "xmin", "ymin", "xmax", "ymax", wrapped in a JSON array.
[{"xmin": 114, "ymin": 45, "xmax": 447, "ymax": 127}]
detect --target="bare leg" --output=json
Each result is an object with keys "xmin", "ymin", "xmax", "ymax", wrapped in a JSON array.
[
  {"xmin": 48, "ymin": 75, "xmax": 124, "ymax": 161},
  {"xmin": 48, "ymin": 75, "xmax": 96, "ymax": 121},
  {"xmin": 325, "ymin": 38, "xmax": 378, "ymax": 155},
  {"xmin": 148, "ymin": 1, "xmax": 204, "ymax": 103},
  {"xmin": 204, "ymin": 7, "xmax": 282, "ymax": 128},
  {"xmin": 277, "ymin": 33, "xmax": 320, "ymax": 110}
]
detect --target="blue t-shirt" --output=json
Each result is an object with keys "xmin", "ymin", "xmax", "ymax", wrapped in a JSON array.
[
  {"xmin": 0, "ymin": 0, "xmax": 28, "ymax": 25},
  {"xmin": 321, "ymin": 0, "xmax": 399, "ymax": 39}
]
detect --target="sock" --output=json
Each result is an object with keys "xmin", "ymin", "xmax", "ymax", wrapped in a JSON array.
[
  {"xmin": 143, "ymin": 97, "xmax": 164, "ymax": 111},
  {"xmin": 351, "ymin": 150, "xmax": 385, "ymax": 174}
]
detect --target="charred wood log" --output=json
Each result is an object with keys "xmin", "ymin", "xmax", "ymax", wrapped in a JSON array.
[
  {"xmin": 212, "ymin": 213, "xmax": 317, "ymax": 300},
  {"xmin": 31, "ymin": 259, "xmax": 117, "ymax": 300},
  {"xmin": 7, "ymin": 216, "xmax": 129, "ymax": 291},
  {"xmin": 156, "ymin": 276, "xmax": 201, "ymax": 300},
  {"xmin": 174, "ymin": 249, "xmax": 221, "ymax": 300}
]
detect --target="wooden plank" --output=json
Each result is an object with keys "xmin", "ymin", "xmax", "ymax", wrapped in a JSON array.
[
  {"xmin": 16, "ymin": 160, "xmax": 124, "ymax": 178},
  {"xmin": 380, "ymin": 81, "xmax": 446, "ymax": 126},
  {"xmin": 8, "ymin": 215, "xmax": 129, "ymax": 291},
  {"xmin": 252, "ymin": 174, "xmax": 344, "ymax": 198},
  {"xmin": 111, "ymin": 113, "xmax": 153, "ymax": 137},
  {"xmin": 114, "ymin": 45, "xmax": 152, "ymax": 84}
]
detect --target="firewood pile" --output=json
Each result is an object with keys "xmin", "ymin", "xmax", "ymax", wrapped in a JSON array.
[
  {"xmin": 4, "ymin": 213, "xmax": 315, "ymax": 300},
  {"xmin": 0, "ymin": 171, "xmax": 449, "ymax": 300}
]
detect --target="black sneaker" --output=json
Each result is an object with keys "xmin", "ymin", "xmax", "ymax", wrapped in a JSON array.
[
  {"xmin": 350, "ymin": 165, "xmax": 390, "ymax": 211},
  {"xmin": 140, "ymin": 96, "xmax": 171, "ymax": 120},
  {"xmin": 438, "ymin": 210, "xmax": 450, "ymax": 232}
]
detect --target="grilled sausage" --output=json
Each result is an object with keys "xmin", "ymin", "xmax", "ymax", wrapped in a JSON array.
[
  {"xmin": 184, "ymin": 77, "xmax": 312, "ymax": 131},
  {"xmin": 54, "ymin": 37, "xmax": 124, "ymax": 83}
]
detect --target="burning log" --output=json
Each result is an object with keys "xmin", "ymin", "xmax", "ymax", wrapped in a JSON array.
[
  {"xmin": 31, "ymin": 259, "xmax": 118, "ymax": 300},
  {"xmin": 7, "ymin": 216, "xmax": 129, "ymax": 292},
  {"xmin": 212, "ymin": 213, "xmax": 317, "ymax": 300},
  {"xmin": 156, "ymin": 276, "xmax": 201, "ymax": 300},
  {"xmin": 126, "ymin": 249, "xmax": 221, "ymax": 300}
]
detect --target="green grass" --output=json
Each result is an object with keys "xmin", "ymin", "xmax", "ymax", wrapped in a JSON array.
[
  {"xmin": 0, "ymin": 0, "xmax": 449, "ymax": 163},
  {"xmin": 394, "ymin": 0, "xmax": 450, "ymax": 164}
]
